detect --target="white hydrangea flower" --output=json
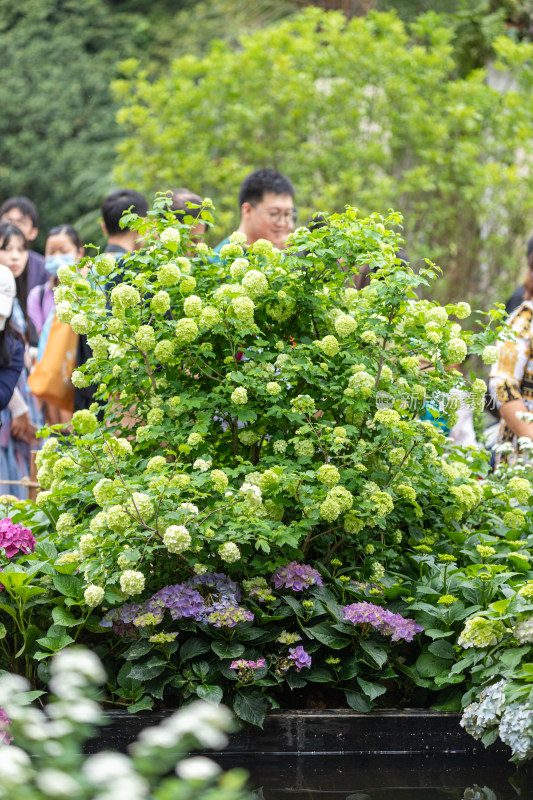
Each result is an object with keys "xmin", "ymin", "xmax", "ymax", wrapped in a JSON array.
[
  {"xmin": 84, "ymin": 585, "xmax": 105, "ymax": 607},
  {"xmin": 119, "ymin": 570, "xmax": 145, "ymax": 596},
  {"xmin": 482, "ymin": 345, "xmax": 499, "ymax": 365},
  {"xmin": 231, "ymin": 387, "xmax": 248, "ymax": 405},
  {"xmin": 218, "ymin": 541, "xmax": 241, "ymax": 563},
  {"xmin": 160, "ymin": 227, "xmax": 181, "ymax": 246},
  {"xmin": 163, "ymin": 525, "xmax": 192, "ymax": 553},
  {"xmin": 184, "ymin": 295, "xmax": 203, "ymax": 317},
  {"xmin": 193, "ymin": 458, "xmax": 212, "ymax": 472},
  {"xmin": 241, "ymin": 269, "xmax": 269, "ymax": 299},
  {"xmin": 239, "ymin": 482, "xmax": 262, "ymax": 508}
]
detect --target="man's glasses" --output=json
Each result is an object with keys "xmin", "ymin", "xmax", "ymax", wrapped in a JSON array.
[{"xmin": 250, "ymin": 204, "xmax": 297, "ymax": 225}]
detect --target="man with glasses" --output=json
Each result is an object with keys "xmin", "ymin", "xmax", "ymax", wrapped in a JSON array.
[{"xmin": 212, "ymin": 168, "xmax": 296, "ymax": 261}]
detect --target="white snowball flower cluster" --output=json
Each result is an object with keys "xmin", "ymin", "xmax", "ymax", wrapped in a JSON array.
[
  {"xmin": 241, "ymin": 269, "xmax": 269, "ymax": 299},
  {"xmin": 163, "ymin": 525, "xmax": 192, "ymax": 554},
  {"xmin": 482, "ymin": 345, "xmax": 499, "ymax": 365},
  {"xmin": 334, "ymin": 313, "xmax": 356, "ymax": 337},
  {"xmin": 231, "ymin": 387, "xmax": 248, "ymax": 405},
  {"xmin": 240, "ymin": 482, "xmax": 262, "ymax": 508},
  {"xmin": 84, "ymin": 585, "xmax": 105, "ymax": 607},
  {"xmin": 160, "ymin": 226, "xmax": 181, "ymax": 246},
  {"xmin": 218, "ymin": 541, "xmax": 241, "ymax": 563},
  {"xmin": 184, "ymin": 295, "xmax": 203, "ymax": 317},
  {"xmin": 119, "ymin": 570, "xmax": 145, "ymax": 596}
]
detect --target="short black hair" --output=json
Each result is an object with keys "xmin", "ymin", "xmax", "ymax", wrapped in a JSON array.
[
  {"xmin": 47, "ymin": 224, "xmax": 81, "ymax": 249},
  {"xmin": 170, "ymin": 188, "xmax": 204, "ymax": 221},
  {"xmin": 101, "ymin": 189, "xmax": 148, "ymax": 236},
  {"xmin": 0, "ymin": 196, "xmax": 39, "ymax": 228},
  {"xmin": 238, "ymin": 169, "xmax": 294, "ymax": 207}
]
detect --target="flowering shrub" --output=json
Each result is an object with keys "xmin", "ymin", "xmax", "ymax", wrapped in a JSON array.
[{"xmin": 4, "ymin": 200, "xmax": 533, "ymax": 740}]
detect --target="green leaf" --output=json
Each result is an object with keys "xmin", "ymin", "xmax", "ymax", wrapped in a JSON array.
[
  {"xmin": 11, "ymin": 585, "xmax": 46, "ymax": 601},
  {"xmin": 490, "ymin": 598, "xmax": 510, "ymax": 614},
  {"xmin": 197, "ymin": 684, "xmax": 223, "ymax": 705},
  {"xmin": 127, "ymin": 695, "xmax": 154, "ymax": 714},
  {"xmin": 428, "ymin": 640, "xmax": 455, "ymax": 660},
  {"xmin": 0, "ymin": 572, "xmax": 29, "ymax": 589},
  {"xmin": 283, "ymin": 595, "xmax": 304, "ymax": 617},
  {"xmin": 306, "ymin": 666, "xmax": 333, "ymax": 683},
  {"xmin": 305, "ymin": 623, "xmax": 351, "ymax": 649},
  {"xmin": 345, "ymin": 689, "xmax": 371, "ymax": 712},
  {"xmin": 15, "ymin": 624, "xmax": 40, "ymax": 658},
  {"xmin": 53, "ymin": 574, "xmax": 83, "ymax": 600},
  {"xmin": 359, "ymin": 639, "xmax": 388, "ymax": 669},
  {"xmin": 36, "ymin": 541, "xmax": 57, "ymax": 560},
  {"xmin": 424, "ymin": 628, "xmax": 454, "ymax": 639},
  {"xmin": 0, "ymin": 602, "xmax": 17, "ymax": 620},
  {"xmin": 128, "ymin": 660, "xmax": 167, "ymax": 681},
  {"xmin": 180, "ymin": 637, "xmax": 211, "ymax": 661},
  {"xmin": 211, "ymin": 641, "xmax": 245, "ymax": 660},
  {"xmin": 416, "ymin": 652, "xmax": 449, "ymax": 679},
  {"xmin": 124, "ymin": 639, "xmax": 154, "ymax": 661},
  {"xmin": 233, "ymin": 691, "xmax": 267, "ymax": 727},
  {"xmin": 36, "ymin": 633, "xmax": 75, "ymax": 652},
  {"xmin": 499, "ymin": 646, "xmax": 531, "ymax": 670},
  {"xmin": 52, "ymin": 606, "xmax": 81, "ymax": 627},
  {"xmin": 357, "ymin": 677, "xmax": 386, "ymax": 701},
  {"xmin": 0, "ymin": 622, "xmax": 6, "ymax": 640}
]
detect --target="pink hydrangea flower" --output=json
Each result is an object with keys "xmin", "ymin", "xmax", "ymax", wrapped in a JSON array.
[{"xmin": 0, "ymin": 518, "xmax": 36, "ymax": 559}]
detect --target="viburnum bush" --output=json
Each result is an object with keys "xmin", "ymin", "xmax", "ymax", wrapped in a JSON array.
[{"xmin": 3, "ymin": 197, "xmax": 530, "ymax": 731}]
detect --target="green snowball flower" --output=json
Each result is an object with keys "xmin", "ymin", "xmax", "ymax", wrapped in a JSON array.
[
  {"xmin": 175, "ymin": 317, "xmax": 199, "ymax": 344},
  {"xmin": 135, "ymin": 325, "xmax": 156, "ymax": 351},
  {"xmin": 151, "ymin": 290, "xmax": 171, "ymax": 314}
]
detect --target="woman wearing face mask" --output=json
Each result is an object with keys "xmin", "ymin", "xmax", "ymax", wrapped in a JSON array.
[{"xmin": 27, "ymin": 225, "xmax": 83, "ymax": 335}]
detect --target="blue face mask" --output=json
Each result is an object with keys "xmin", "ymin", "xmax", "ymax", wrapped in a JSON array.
[{"xmin": 44, "ymin": 253, "xmax": 77, "ymax": 276}]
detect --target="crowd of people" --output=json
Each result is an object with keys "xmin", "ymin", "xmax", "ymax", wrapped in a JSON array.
[{"xmin": 0, "ymin": 167, "xmax": 532, "ymax": 497}]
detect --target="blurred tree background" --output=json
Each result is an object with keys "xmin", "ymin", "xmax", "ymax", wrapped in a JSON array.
[{"xmin": 0, "ymin": 0, "xmax": 532, "ymax": 303}]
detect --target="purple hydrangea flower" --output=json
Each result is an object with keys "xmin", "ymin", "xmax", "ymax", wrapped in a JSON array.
[
  {"xmin": 0, "ymin": 518, "xmax": 36, "ymax": 559},
  {"xmin": 289, "ymin": 646, "xmax": 312, "ymax": 670},
  {"xmin": 271, "ymin": 562, "xmax": 323, "ymax": 592},
  {"xmin": 100, "ymin": 602, "xmax": 146, "ymax": 637},
  {"xmin": 99, "ymin": 572, "xmax": 254, "ymax": 637},
  {"xmin": 343, "ymin": 602, "xmax": 423, "ymax": 643},
  {"xmin": 0, "ymin": 706, "xmax": 11, "ymax": 744},
  {"xmin": 187, "ymin": 572, "xmax": 242, "ymax": 602},
  {"xmin": 148, "ymin": 584, "xmax": 206, "ymax": 621}
]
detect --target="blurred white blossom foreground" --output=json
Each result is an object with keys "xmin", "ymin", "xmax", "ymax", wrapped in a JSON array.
[{"xmin": 0, "ymin": 646, "xmax": 249, "ymax": 800}]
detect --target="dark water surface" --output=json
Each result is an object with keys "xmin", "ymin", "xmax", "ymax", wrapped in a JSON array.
[{"xmin": 215, "ymin": 754, "xmax": 533, "ymax": 800}]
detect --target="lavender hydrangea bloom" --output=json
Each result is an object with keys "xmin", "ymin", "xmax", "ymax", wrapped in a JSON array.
[
  {"xmin": 271, "ymin": 562, "xmax": 323, "ymax": 592},
  {"xmin": 100, "ymin": 572, "xmax": 254, "ymax": 635},
  {"xmin": 187, "ymin": 572, "xmax": 242, "ymax": 602},
  {"xmin": 289, "ymin": 646, "xmax": 312, "ymax": 670},
  {"xmin": 343, "ymin": 602, "xmax": 423, "ymax": 643},
  {"xmin": 99, "ymin": 602, "xmax": 147, "ymax": 637},
  {"xmin": 148, "ymin": 584, "xmax": 206, "ymax": 621}
]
